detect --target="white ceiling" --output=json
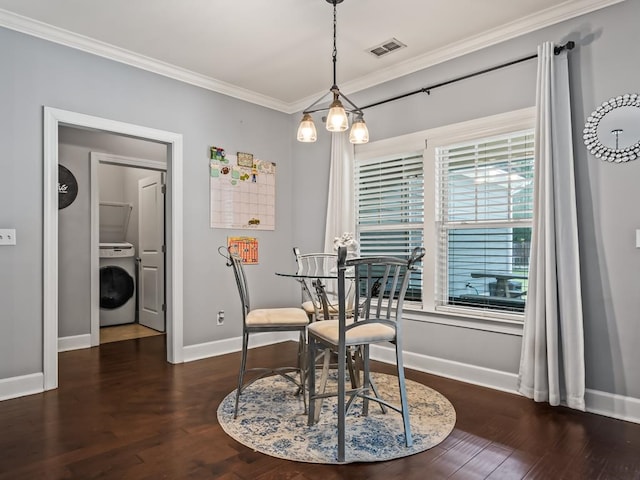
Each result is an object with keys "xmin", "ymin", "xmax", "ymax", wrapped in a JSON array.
[{"xmin": 0, "ymin": 0, "xmax": 623, "ymax": 113}]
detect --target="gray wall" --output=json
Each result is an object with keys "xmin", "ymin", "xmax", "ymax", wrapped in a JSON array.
[
  {"xmin": 2, "ymin": 0, "xmax": 639, "ymax": 403},
  {"xmin": 293, "ymin": 0, "xmax": 640, "ymax": 399},
  {"xmin": 0, "ymin": 26, "xmax": 297, "ymax": 379},
  {"xmin": 57, "ymin": 149, "xmax": 90, "ymax": 339}
]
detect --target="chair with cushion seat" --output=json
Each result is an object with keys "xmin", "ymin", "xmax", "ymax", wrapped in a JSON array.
[
  {"xmin": 293, "ymin": 247, "xmax": 362, "ymax": 421},
  {"xmin": 292, "ymin": 247, "xmax": 340, "ymax": 321},
  {"xmin": 307, "ymin": 245, "xmax": 425, "ymax": 462},
  {"xmin": 219, "ymin": 246, "xmax": 309, "ymax": 418}
]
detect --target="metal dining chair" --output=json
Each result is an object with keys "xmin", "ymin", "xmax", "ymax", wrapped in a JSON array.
[
  {"xmin": 307, "ymin": 245, "xmax": 425, "ymax": 462},
  {"xmin": 292, "ymin": 247, "xmax": 360, "ymax": 422},
  {"xmin": 292, "ymin": 247, "xmax": 340, "ymax": 321},
  {"xmin": 219, "ymin": 246, "xmax": 309, "ymax": 418}
]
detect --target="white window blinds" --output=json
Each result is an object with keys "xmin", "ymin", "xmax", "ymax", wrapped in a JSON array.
[
  {"xmin": 436, "ymin": 130, "xmax": 534, "ymax": 314},
  {"xmin": 356, "ymin": 154, "xmax": 424, "ymax": 300}
]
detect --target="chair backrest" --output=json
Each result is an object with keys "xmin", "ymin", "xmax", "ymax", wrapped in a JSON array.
[
  {"xmin": 219, "ymin": 246, "xmax": 250, "ymax": 322},
  {"xmin": 293, "ymin": 248, "xmax": 338, "ymax": 277},
  {"xmin": 338, "ymin": 246, "xmax": 425, "ymax": 327},
  {"xmin": 292, "ymin": 248, "xmax": 339, "ymax": 317}
]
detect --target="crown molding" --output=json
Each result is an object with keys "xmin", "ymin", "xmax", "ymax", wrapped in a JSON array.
[
  {"xmin": 0, "ymin": 8, "xmax": 290, "ymax": 113},
  {"xmin": 0, "ymin": 0, "xmax": 626, "ymax": 115},
  {"xmin": 290, "ymin": 0, "xmax": 626, "ymax": 113}
]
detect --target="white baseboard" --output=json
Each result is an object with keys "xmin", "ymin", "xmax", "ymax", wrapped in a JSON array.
[
  {"xmin": 585, "ymin": 388, "xmax": 640, "ymax": 424},
  {"xmin": 58, "ymin": 334, "xmax": 92, "ymax": 352},
  {"xmin": 370, "ymin": 344, "xmax": 520, "ymax": 394},
  {"xmin": 370, "ymin": 344, "xmax": 640, "ymax": 425},
  {"xmin": 0, "ymin": 373, "xmax": 44, "ymax": 401},
  {"xmin": 183, "ymin": 332, "xmax": 296, "ymax": 363}
]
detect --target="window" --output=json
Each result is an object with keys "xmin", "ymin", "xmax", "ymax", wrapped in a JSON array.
[
  {"xmin": 436, "ymin": 130, "xmax": 534, "ymax": 314},
  {"xmin": 354, "ymin": 108, "xmax": 535, "ymax": 324},
  {"xmin": 355, "ymin": 154, "xmax": 424, "ymax": 301}
]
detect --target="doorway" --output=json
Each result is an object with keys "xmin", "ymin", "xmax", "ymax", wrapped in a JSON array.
[
  {"xmin": 43, "ymin": 107, "xmax": 184, "ymax": 391},
  {"xmin": 91, "ymin": 154, "xmax": 167, "ymax": 345}
]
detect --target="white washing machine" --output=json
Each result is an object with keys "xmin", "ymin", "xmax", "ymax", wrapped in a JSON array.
[
  {"xmin": 99, "ymin": 242, "xmax": 136, "ymax": 326},
  {"xmin": 99, "ymin": 201, "xmax": 136, "ymax": 327}
]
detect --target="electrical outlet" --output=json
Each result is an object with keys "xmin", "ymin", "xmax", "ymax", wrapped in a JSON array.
[
  {"xmin": 216, "ymin": 310, "xmax": 225, "ymax": 325},
  {"xmin": 0, "ymin": 229, "xmax": 16, "ymax": 246}
]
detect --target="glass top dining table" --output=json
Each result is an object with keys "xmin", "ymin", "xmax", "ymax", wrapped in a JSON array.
[
  {"xmin": 275, "ymin": 271, "xmax": 339, "ymax": 279},
  {"xmin": 275, "ymin": 269, "xmax": 386, "ymax": 428},
  {"xmin": 275, "ymin": 271, "xmax": 341, "ymax": 319}
]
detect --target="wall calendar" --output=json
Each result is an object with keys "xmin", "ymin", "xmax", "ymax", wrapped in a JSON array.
[{"xmin": 209, "ymin": 147, "xmax": 276, "ymax": 230}]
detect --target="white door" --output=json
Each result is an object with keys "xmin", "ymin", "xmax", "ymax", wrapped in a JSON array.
[{"xmin": 138, "ymin": 173, "xmax": 165, "ymax": 332}]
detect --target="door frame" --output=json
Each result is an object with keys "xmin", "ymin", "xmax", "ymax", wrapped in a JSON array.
[
  {"xmin": 44, "ymin": 107, "xmax": 184, "ymax": 391},
  {"xmin": 90, "ymin": 153, "xmax": 167, "ymax": 346}
]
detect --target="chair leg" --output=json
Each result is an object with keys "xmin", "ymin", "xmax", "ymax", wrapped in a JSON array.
[
  {"xmin": 351, "ymin": 346, "xmax": 365, "ymax": 387},
  {"xmin": 234, "ymin": 331, "xmax": 250, "ymax": 419},
  {"xmin": 297, "ymin": 330, "xmax": 307, "ymax": 414},
  {"xmin": 362, "ymin": 344, "xmax": 370, "ymax": 417},
  {"xmin": 337, "ymin": 340, "xmax": 346, "ymax": 463},
  {"xmin": 346, "ymin": 346, "xmax": 358, "ymax": 389},
  {"xmin": 313, "ymin": 347, "xmax": 332, "ymax": 424},
  {"xmin": 395, "ymin": 343, "xmax": 413, "ymax": 447},
  {"xmin": 307, "ymin": 335, "xmax": 317, "ymax": 426}
]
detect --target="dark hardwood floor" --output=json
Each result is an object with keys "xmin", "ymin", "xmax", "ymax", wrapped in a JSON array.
[{"xmin": 1, "ymin": 336, "xmax": 639, "ymax": 479}]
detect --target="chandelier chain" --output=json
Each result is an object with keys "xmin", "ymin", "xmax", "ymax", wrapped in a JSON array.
[{"xmin": 332, "ymin": 1, "xmax": 337, "ymax": 87}]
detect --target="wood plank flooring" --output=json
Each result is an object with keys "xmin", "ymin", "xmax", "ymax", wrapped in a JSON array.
[{"xmin": 0, "ymin": 336, "xmax": 639, "ymax": 479}]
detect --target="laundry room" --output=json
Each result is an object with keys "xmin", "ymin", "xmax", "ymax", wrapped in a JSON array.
[{"xmin": 57, "ymin": 126, "xmax": 167, "ymax": 350}]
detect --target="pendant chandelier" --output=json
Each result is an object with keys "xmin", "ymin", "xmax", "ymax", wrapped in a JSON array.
[{"xmin": 296, "ymin": 0, "xmax": 369, "ymax": 144}]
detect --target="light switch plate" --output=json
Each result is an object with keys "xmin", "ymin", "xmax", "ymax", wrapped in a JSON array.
[
  {"xmin": 636, "ymin": 229, "xmax": 640, "ymax": 248},
  {"xmin": 0, "ymin": 229, "xmax": 16, "ymax": 245}
]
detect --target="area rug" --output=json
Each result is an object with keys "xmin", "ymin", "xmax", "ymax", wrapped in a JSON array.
[{"xmin": 217, "ymin": 372, "xmax": 456, "ymax": 464}]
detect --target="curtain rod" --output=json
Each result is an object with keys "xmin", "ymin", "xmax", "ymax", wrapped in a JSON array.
[{"xmin": 360, "ymin": 41, "xmax": 575, "ymax": 111}]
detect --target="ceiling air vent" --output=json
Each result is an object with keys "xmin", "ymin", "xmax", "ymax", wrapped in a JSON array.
[{"xmin": 368, "ymin": 38, "xmax": 407, "ymax": 58}]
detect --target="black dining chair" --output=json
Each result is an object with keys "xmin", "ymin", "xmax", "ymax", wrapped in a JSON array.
[
  {"xmin": 219, "ymin": 246, "xmax": 309, "ymax": 418},
  {"xmin": 307, "ymin": 245, "xmax": 425, "ymax": 462}
]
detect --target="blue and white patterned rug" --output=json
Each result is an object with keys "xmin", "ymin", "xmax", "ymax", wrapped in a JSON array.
[{"xmin": 217, "ymin": 372, "xmax": 456, "ymax": 464}]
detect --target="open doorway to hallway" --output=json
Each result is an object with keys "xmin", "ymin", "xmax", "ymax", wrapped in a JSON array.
[{"xmin": 44, "ymin": 107, "xmax": 184, "ymax": 392}]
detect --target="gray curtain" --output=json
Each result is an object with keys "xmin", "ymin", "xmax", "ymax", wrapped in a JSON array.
[{"xmin": 517, "ymin": 42, "xmax": 586, "ymax": 410}]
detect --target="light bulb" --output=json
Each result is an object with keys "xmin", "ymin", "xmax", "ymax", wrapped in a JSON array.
[
  {"xmin": 297, "ymin": 113, "xmax": 317, "ymax": 142},
  {"xmin": 325, "ymin": 99, "xmax": 349, "ymax": 132},
  {"xmin": 349, "ymin": 116, "xmax": 369, "ymax": 144}
]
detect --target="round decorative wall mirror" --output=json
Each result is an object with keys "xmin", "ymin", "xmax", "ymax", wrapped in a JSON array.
[{"xmin": 583, "ymin": 93, "xmax": 640, "ymax": 163}]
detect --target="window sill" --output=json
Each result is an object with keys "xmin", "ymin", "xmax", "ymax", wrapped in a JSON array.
[{"xmin": 403, "ymin": 303, "xmax": 524, "ymax": 336}]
